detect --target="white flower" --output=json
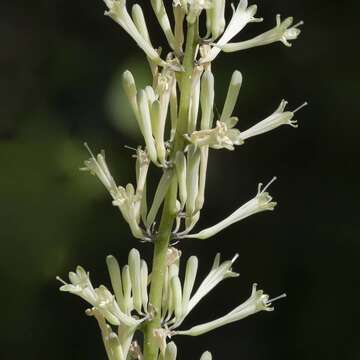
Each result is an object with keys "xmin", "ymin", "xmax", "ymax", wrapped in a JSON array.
[
  {"xmin": 162, "ymin": 253, "xmax": 239, "ymax": 329},
  {"xmin": 174, "ymin": 283, "xmax": 285, "ymax": 336},
  {"xmin": 81, "ymin": 143, "xmax": 119, "ymax": 196},
  {"xmin": 240, "ymin": 100, "xmax": 308, "ymax": 141},
  {"xmin": 181, "ymin": 178, "xmax": 277, "ymax": 240},
  {"xmin": 222, "ymin": 14, "xmax": 303, "ymax": 52},
  {"xmin": 112, "ymin": 184, "xmax": 145, "ymax": 240},
  {"xmin": 185, "ymin": 118, "xmax": 243, "ymax": 151},
  {"xmin": 57, "ymin": 265, "xmax": 141, "ymax": 327},
  {"xmin": 177, "ymin": 253, "xmax": 239, "ymax": 325},
  {"xmin": 200, "ymin": 0, "xmax": 263, "ymax": 63},
  {"xmin": 103, "ymin": 0, "xmax": 167, "ymax": 67}
]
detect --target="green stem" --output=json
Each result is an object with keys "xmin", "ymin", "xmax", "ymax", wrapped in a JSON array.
[{"xmin": 143, "ymin": 21, "xmax": 197, "ymax": 360}]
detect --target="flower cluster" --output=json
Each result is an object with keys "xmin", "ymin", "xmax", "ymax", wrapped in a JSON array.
[
  {"xmin": 58, "ymin": 0, "xmax": 306, "ymax": 358},
  {"xmin": 58, "ymin": 249, "xmax": 285, "ymax": 358}
]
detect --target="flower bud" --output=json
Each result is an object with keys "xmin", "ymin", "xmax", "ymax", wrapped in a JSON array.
[
  {"xmin": 200, "ymin": 351, "xmax": 212, "ymax": 360},
  {"xmin": 106, "ymin": 255, "xmax": 124, "ymax": 311},
  {"xmin": 181, "ymin": 256, "xmax": 198, "ymax": 317},
  {"xmin": 137, "ymin": 90, "xmax": 158, "ymax": 164},
  {"xmin": 128, "ymin": 249, "xmax": 142, "ymax": 313},
  {"xmin": 200, "ymin": 70, "xmax": 215, "ymax": 130},
  {"xmin": 171, "ymin": 275, "xmax": 183, "ymax": 320},
  {"xmin": 122, "ymin": 265, "xmax": 132, "ymax": 314},
  {"xmin": 165, "ymin": 341, "xmax": 178, "ymax": 360},
  {"xmin": 220, "ymin": 70, "xmax": 242, "ymax": 122},
  {"xmin": 175, "ymin": 151, "xmax": 187, "ymax": 209}
]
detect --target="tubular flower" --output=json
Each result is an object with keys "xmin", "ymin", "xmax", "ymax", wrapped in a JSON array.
[
  {"xmin": 174, "ymin": 283, "xmax": 286, "ymax": 336},
  {"xmin": 240, "ymin": 100, "xmax": 308, "ymax": 141},
  {"xmin": 222, "ymin": 14, "xmax": 304, "ymax": 52},
  {"xmin": 180, "ymin": 178, "xmax": 277, "ymax": 240},
  {"xmin": 200, "ymin": 0, "xmax": 263, "ymax": 64},
  {"xmin": 103, "ymin": 0, "xmax": 168, "ymax": 67}
]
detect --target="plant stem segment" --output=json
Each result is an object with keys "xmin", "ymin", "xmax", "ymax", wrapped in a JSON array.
[{"xmin": 143, "ymin": 22, "xmax": 196, "ymax": 360}]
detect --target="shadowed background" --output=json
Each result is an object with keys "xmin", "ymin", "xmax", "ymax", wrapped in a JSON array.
[{"xmin": 1, "ymin": 0, "xmax": 359, "ymax": 359}]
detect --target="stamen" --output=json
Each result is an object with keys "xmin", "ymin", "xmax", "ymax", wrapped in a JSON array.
[
  {"xmin": 56, "ymin": 276, "xmax": 67, "ymax": 285},
  {"xmin": 231, "ymin": 253, "xmax": 239, "ymax": 263},
  {"xmin": 84, "ymin": 142, "xmax": 96, "ymax": 159},
  {"xmin": 292, "ymin": 101, "xmax": 308, "ymax": 113},
  {"xmin": 293, "ymin": 20, "xmax": 304, "ymax": 28},
  {"xmin": 267, "ymin": 293, "xmax": 287, "ymax": 304},
  {"xmin": 261, "ymin": 176, "xmax": 277, "ymax": 193},
  {"xmin": 124, "ymin": 145, "xmax": 138, "ymax": 152}
]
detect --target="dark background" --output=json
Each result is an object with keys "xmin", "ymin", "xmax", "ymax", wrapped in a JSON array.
[{"xmin": 1, "ymin": 0, "xmax": 359, "ymax": 359}]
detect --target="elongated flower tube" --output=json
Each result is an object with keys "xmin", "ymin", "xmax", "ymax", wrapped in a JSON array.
[
  {"xmin": 122, "ymin": 70, "xmax": 140, "ymax": 123},
  {"xmin": 128, "ymin": 248, "xmax": 142, "ymax": 313},
  {"xmin": 150, "ymin": 0, "xmax": 175, "ymax": 49},
  {"xmin": 240, "ymin": 100, "xmax": 308, "ymax": 141},
  {"xmin": 185, "ymin": 146, "xmax": 201, "ymax": 226},
  {"xmin": 175, "ymin": 151, "xmax": 187, "ymax": 209},
  {"xmin": 222, "ymin": 14, "xmax": 303, "ymax": 52},
  {"xmin": 132, "ymin": 4, "xmax": 158, "ymax": 76},
  {"xmin": 103, "ymin": 0, "xmax": 167, "ymax": 67},
  {"xmin": 209, "ymin": 0, "xmax": 226, "ymax": 40},
  {"xmin": 220, "ymin": 71, "xmax": 243, "ymax": 122},
  {"xmin": 200, "ymin": 69, "xmax": 214, "ymax": 130},
  {"xmin": 137, "ymin": 89, "xmax": 158, "ymax": 164},
  {"xmin": 174, "ymin": 283, "xmax": 284, "ymax": 336},
  {"xmin": 180, "ymin": 178, "xmax": 277, "ymax": 240},
  {"xmin": 200, "ymin": 0, "xmax": 263, "ymax": 64},
  {"xmin": 153, "ymin": 70, "xmax": 175, "ymax": 166}
]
